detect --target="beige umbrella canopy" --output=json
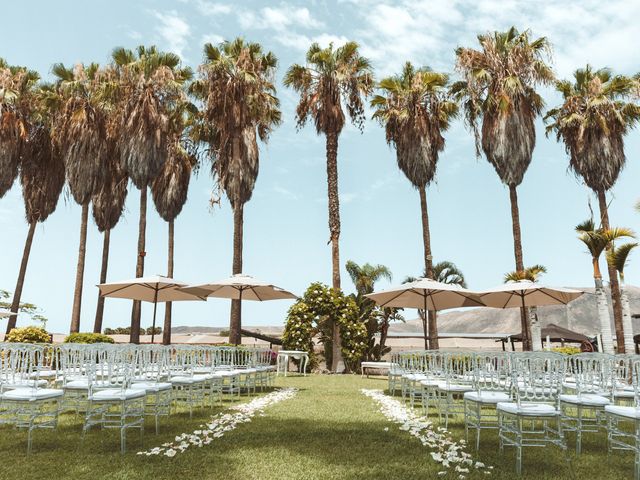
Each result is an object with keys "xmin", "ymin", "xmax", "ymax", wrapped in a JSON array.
[
  {"xmin": 181, "ymin": 274, "xmax": 297, "ymax": 301},
  {"xmin": 477, "ymin": 280, "xmax": 584, "ymax": 308},
  {"xmin": 365, "ymin": 278, "xmax": 484, "ymax": 311},
  {"xmin": 98, "ymin": 275, "xmax": 207, "ymax": 343},
  {"xmin": 0, "ymin": 310, "xmax": 18, "ymax": 319},
  {"xmin": 181, "ymin": 274, "xmax": 297, "ymax": 344}
]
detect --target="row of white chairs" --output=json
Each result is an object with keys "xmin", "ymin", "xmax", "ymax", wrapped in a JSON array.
[
  {"xmin": 389, "ymin": 350, "xmax": 640, "ymax": 477},
  {"xmin": 0, "ymin": 343, "xmax": 276, "ymax": 453}
]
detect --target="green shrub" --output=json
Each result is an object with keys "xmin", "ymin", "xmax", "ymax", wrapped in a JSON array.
[
  {"xmin": 552, "ymin": 346, "xmax": 581, "ymax": 355},
  {"xmin": 64, "ymin": 332, "xmax": 115, "ymax": 344},
  {"xmin": 6, "ymin": 326, "xmax": 51, "ymax": 343},
  {"xmin": 218, "ymin": 329, "xmax": 230, "ymax": 337}
]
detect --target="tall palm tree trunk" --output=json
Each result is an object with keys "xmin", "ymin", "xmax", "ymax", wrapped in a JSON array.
[
  {"xmin": 419, "ymin": 186, "xmax": 438, "ymax": 350},
  {"xmin": 163, "ymin": 220, "xmax": 174, "ymax": 346},
  {"xmin": 595, "ymin": 273, "xmax": 615, "ymax": 354},
  {"xmin": 597, "ymin": 189, "xmax": 625, "ymax": 353},
  {"xmin": 6, "ymin": 222, "xmax": 37, "ymax": 334},
  {"xmin": 130, "ymin": 187, "xmax": 147, "ymax": 344},
  {"xmin": 93, "ymin": 229, "xmax": 111, "ymax": 333},
  {"xmin": 326, "ymin": 131, "xmax": 344, "ymax": 372},
  {"xmin": 620, "ymin": 280, "xmax": 635, "ymax": 354},
  {"xmin": 509, "ymin": 185, "xmax": 531, "ymax": 350},
  {"xmin": 529, "ymin": 306, "xmax": 542, "ymax": 351},
  {"xmin": 229, "ymin": 204, "xmax": 244, "ymax": 345},
  {"xmin": 70, "ymin": 203, "xmax": 89, "ymax": 333}
]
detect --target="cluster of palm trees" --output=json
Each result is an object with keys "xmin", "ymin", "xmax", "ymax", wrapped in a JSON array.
[{"xmin": 1, "ymin": 27, "xmax": 639, "ymax": 358}]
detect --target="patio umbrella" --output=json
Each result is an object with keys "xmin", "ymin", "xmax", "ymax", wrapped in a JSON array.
[
  {"xmin": 97, "ymin": 275, "xmax": 207, "ymax": 343},
  {"xmin": 478, "ymin": 280, "xmax": 584, "ymax": 350},
  {"xmin": 0, "ymin": 309, "xmax": 18, "ymax": 319},
  {"xmin": 180, "ymin": 274, "xmax": 297, "ymax": 342},
  {"xmin": 364, "ymin": 277, "xmax": 484, "ymax": 311}
]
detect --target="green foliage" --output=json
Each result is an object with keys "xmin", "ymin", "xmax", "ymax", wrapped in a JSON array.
[
  {"xmin": 283, "ymin": 282, "xmax": 368, "ymax": 372},
  {"xmin": 5, "ymin": 326, "xmax": 51, "ymax": 343},
  {"xmin": 0, "ymin": 289, "xmax": 48, "ymax": 327},
  {"xmin": 218, "ymin": 329, "xmax": 230, "ymax": 337},
  {"xmin": 103, "ymin": 326, "xmax": 161, "ymax": 335},
  {"xmin": 553, "ymin": 346, "xmax": 581, "ymax": 355},
  {"xmin": 63, "ymin": 332, "xmax": 115, "ymax": 344}
]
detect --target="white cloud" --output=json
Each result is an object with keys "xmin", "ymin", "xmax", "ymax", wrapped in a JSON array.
[
  {"xmin": 128, "ymin": 30, "xmax": 142, "ymax": 41},
  {"xmin": 240, "ymin": 6, "xmax": 323, "ymax": 31},
  {"xmin": 196, "ymin": 1, "xmax": 232, "ymax": 16},
  {"xmin": 153, "ymin": 11, "xmax": 191, "ymax": 59}
]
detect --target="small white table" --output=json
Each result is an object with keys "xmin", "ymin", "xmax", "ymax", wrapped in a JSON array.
[
  {"xmin": 361, "ymin": 361, "xmax": 394, "ymax": 378},
  {"xmin": 276, "ymin": 350, "xmax": 309, "ymax": 376}
]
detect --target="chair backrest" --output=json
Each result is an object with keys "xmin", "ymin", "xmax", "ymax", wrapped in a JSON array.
[
  {"xmin": 511, "ymin": 352, "xmax": 564, "ymax": 406},
  {"xmin": 565, "ymin": 353, "xmax": 613, "ymax": 397},
  {"xmin": 471, "ymin": 352, "xmax": 512, "ymax": 393}
]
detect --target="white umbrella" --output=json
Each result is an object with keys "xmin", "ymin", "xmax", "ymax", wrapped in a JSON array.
[
  {"xmin": 98, "ymin": 275, "xmax": 207, "ymax": 343},
  {"xmin": 477, "ymin": 280, "xmax": 585, "ymax": 350},
  {"xmin": 181, "ymin": 274, "xmax": 297, "ymax": 342},
  {"xmin": 365, "ymin": 278, "xmax": 484, "ymax": 311},
  {"xmin": 477, "ymin": 280, "xmax": 584, "ymax": 308},
  {"xmin": 0, "ymin": 309, "xmax": 18, "ymax": 319},
  {"xmin": 181, "ymin": 274, "xmax": 297, "ymax": 302}
]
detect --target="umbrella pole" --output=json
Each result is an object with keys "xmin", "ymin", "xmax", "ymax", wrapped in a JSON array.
[
  {"xmin": 237, "ymin": 289, "xmax": 243, "ymax": 346},
  {"xmin": 423, "ymin": 293, "xmax": 428, "ymax": 350},
  {"xmin": 151, "ymin": 288, "xmax": 159, "ymax": 344}
]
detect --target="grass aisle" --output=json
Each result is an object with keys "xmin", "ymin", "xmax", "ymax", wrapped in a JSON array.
[{"xmin": 0, "ymin": 375, "xmax": 635, "ymax": 479}]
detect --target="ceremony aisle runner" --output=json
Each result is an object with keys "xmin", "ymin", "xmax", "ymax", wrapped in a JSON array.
[
  {"xmin": 361, "ymin": 389, "xmax": 492, "ymax": 478},
  {"xmin": 139, "ymin": 388, "xmax": 298, "ymax": 457}
]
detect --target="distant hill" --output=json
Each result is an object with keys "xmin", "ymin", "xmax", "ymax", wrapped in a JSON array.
[
  {"xmin": 172, "ymin": 325, "xmax": 284, "ymax": 335},
  {"xmin": 388, "ymin": 285, "xmax": 640, "ymax": 335}
]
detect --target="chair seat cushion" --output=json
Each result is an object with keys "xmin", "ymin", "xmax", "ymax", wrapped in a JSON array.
[
  {"xmin": 419, "ymin": 379, "xmax": 440, "ymax": 387},
  {"xmin": 90, "ymin": 388, "xmax": 146, "ymax": 401},
  {"xmin": 497, "ymin": 402, "xmax": 560, "ymax": 417},
  {"xmin": 605, "ymin": 405, "xmax": 640, "ymax": 419},
  {"xmin": 613, "ymin": 390, "xmax": 635, "ymax": 399},
  {"xmin": 170, "ymin": 376, "xmax": 205, "ymax": 385},
  {"xmin": 1, "ymin": 388, "xmax": 63, "ymax": 401},
  {"xmin": 404, "ymin": 374, "xmax": 427, "ymax": 381},
  {"xmin": 30, "ymin": 370, "xmax": 58, "ymax": 379},
  {"xmin": 464, "ymin": 391, "xmax": 510, "ymax": 404},
  {"xmin": 437, "ymin": 383, "xmax": 473, "ymax": 393},
  {"xmin": 2, "ymin": 379, "xmax": 48, "ymax": 389},
  {"xmin": 559, "ymin": 393, "xmax": 610, "ymax": 407},
  {"xmin": 64, "ymin": 380, "xmax": 115, "ymax": 390},
  {"xmin": 131, "ymin": 382, "xmax": 172, "ymax": 392}
]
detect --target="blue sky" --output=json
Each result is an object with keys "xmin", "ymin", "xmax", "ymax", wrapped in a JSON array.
[{"xmin": 1, "ymin": 0, "xmax": 639, "ymax": 334}]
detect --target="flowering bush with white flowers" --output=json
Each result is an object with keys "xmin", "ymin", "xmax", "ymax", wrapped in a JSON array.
[
  {"xmin": 282, "ymin": 282, "xmax": 367, "ymax": 371},
  {"xmin": 138, "ymin": 388, "xmax": 298, "ymax": 458},
  {"xmin": 361, "ymin": 389, "xmax": 491, "ymax": 478}
]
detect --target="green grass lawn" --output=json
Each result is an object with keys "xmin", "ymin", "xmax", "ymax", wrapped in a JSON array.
[{"xmin": 0, "ymin": 375, "xmax": 634, "ymax": 479}]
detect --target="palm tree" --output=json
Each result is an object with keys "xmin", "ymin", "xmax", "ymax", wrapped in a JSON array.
[
  {"xmin": 607, "ymin": 242, "xmax": 638, "ymax": 353},
  {"xmin": 111, "ymin": 46, "xmax": 193, "ymax": 343},
  {"xmin": 6, "ymin": 99, "xmax": 65, "ymax": 333},
  {"xmin": 453, "ymin": 27, "xmax": 554, "ymax": 350},
  {"xmin": 504, "ymin": 264, "xmax": 547, "ymax": 351},
  {"xmin": 284, "ymin": 42, "xmax": 373, "ymax": 371},
  {"xmin": 345, "ymin": 260, "xmax": 393, "ymax": 361},
  {"xmin": 345, "ymin": 260, "xmax": 392, "ymax": 296},
  {"xmin": 193, "ymin": 38, "xmax": 281, "ymax": 345},
  {"xmin": 151, "ymin": 136, "xmax": 194, "ymax": 345},
  {"xmin": 576, "ymin": 219, "xmax": 634, "ymax": 354},
  {"xmin": 371, "ymin": 62, "xmax": 458, "ymax": 351},
  {"xmin": 404, "ymin": 260, "xmax": 466, "ymax": 349},
  {"xmin": 0, "ymin": 59, "xmax": 39, "ymax": 198},
  {"xmin": 91, "ymin": 153, "xmax": 128, "ymax": 333},
  {"xmin": 545, "ymin": 66, "xmax": 640, "ymax": 353},
  {"xmin": 50, "ymin": 63, "xmax": 110, "ymax": 333}
]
